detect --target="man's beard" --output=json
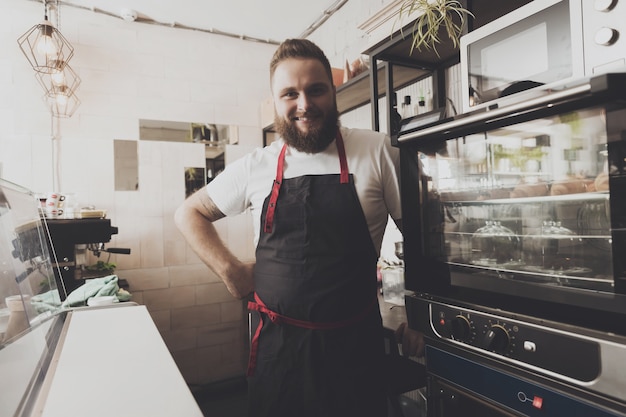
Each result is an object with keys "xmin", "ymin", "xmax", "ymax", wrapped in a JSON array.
[{"xmin": 274, "ymin": 106, "xmax": 340, "ymax": 154}]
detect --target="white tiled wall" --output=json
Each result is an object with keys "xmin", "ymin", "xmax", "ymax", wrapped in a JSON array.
[{"xmin": 1, "ymin": 0, "xmax": 273, "ymax": 385}]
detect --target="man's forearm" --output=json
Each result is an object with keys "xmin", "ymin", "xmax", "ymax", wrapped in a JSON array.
[{"xmin": 174, "ymin": 191, "xmax": 254, "ymax": 298}]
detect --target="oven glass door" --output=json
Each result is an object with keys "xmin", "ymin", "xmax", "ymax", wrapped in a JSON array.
[{"xmin": 405, "ymin": 103, "xmax": 626, "ymax": 314}]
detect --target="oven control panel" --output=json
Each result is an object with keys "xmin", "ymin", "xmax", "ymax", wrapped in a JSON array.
[
  {"xmin": 409, "ymin": 295, "xmax": 626, "ymax": 402},
  {"xmin": 429, "ymin": 302, "xmax": 601, "ymax": 382}
]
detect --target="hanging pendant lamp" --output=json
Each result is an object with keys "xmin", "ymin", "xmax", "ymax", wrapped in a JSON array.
[
  {"xmin": 17, "ymin": 2, "xmax": 75, "ymax": 74},
  {"xmin": 19, "ymin": 0, "xmax": 80, "ymax": 117},
  {"xmin": 35, "ymin": 60, "xmax": 81, "ymax": 99},
  {"xmin": 45, "ymin": 85, "xmax": 81, "ymax": 118}
]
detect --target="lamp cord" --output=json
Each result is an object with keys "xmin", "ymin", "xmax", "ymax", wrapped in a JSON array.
[
  {"xmin": 55, "ymin": 0, "xmax": 60, "ymax": 31},
  {"xmin": 50, "ymin": 113, "xmax": 54, "ymax": 191},
  {"xmin": 51, "ymin": 113, "xmax": 61, "ymax": 192}
]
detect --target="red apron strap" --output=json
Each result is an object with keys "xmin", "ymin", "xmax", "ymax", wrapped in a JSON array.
[
  {"xmin": 263, "ymin": 144, "xmax": 287, "ymax": 234},
  {"xmin": 246, "ymin": 292, "xmax": 376, "ymax": 376},
  {"xmin": 247, "ymin": 303, "xmax": 265, "ymax": 377}
]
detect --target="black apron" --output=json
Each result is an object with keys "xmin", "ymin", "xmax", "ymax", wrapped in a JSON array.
[{"xmin": 247, "ymin": 129, "xmax": 387, "ymax": 417}]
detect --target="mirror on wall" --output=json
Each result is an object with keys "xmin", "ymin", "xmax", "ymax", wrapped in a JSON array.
[
  {"xmin": 139, "ymin": 119, "xmax": 232, "ymax": 145},
  {"xmin": 114, "ymin": 140, "xmax": 139, "ymax": 191},
  {"xmin": 139, "ymin": 119, "xmax": 232, "ymax": 183},
  {"xmin": 114, "ymin": 120, "xmax": 236, "ymax": 192}
]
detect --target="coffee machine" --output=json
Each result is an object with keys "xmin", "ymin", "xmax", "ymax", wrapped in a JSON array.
[{"xmin": 44, "ymin": 218, "xmax": 129, "ymax": 299}]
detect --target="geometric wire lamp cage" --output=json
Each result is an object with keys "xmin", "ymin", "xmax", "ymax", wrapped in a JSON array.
[
  {"xmin": 36, "ymin": 60, "xmax": 81, "ymax": 117},
  {"xmin": 35, "ymin": 60, "xmax": 81, "ymax": 100},
  {"xmin": 17, "ymin": 17, "xmax": 75, "ymax": 75},
  {"xmin": 44, "ymin": 86, "xmax": 81, "ymax": 118}
]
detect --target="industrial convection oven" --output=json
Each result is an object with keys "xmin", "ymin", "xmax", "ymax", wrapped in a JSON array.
[{"xmin": 394, "ymin": 72, "xmax": 626, "ymax": 416}]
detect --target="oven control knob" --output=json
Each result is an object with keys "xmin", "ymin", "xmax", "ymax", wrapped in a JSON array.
[
  {"xmin": 448, "ymin": 315, "xmax": 471, "ymax": 342},
  {"xmin": 595, "ymin": 27, "xmax": 619, "ymax": 46},
  {"xmin": 483, "ymin": 324, "xmax": 510, "ymax": 354},
  {"xmin": 594, "ymin": 0, "xmax": 617, "ymax": 12}
]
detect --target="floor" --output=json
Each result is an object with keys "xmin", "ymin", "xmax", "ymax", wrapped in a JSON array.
[
  {"xmin": 192, "ymin": 376, "xmax": 425, "ymax": 417},
  {"xmin": 193, "ymin": 377, "xmax": 248, "ymax": 417}
]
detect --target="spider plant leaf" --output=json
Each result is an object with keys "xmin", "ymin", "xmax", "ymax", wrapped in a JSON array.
[{"xmin": 396, "ymin": 0, "xmax": 472, "ymax": 56}]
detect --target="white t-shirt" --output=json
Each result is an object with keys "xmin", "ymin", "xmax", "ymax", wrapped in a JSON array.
[{"xmin": 206, "ymin": 126, "xmax": 401, "ymax": 255}]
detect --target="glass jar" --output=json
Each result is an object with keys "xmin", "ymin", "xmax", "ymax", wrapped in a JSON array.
[
  {"xmin": 471, "ymin": 221, "xmax": 521, "ymax": 265},
  {"xmin": 538, "ymin": 220, "xmax": 575, "ymax": 271}
]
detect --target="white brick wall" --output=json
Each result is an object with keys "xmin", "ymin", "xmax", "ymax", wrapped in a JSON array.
[{"xmin": 2, "ymin": 0, "xmax": 274, "ymax": 385}]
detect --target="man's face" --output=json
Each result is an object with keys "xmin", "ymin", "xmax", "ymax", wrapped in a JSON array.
[{"xmin": 271, "ymin": 57, "xmax": 338, "ymax": 153}]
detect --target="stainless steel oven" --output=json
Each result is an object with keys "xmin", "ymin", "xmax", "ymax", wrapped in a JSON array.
[{"xmin": 394, "ymin": 73, "xmax": 626, "ymax": 416}]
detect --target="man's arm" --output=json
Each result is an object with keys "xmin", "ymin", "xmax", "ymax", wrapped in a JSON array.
[
  {"xmin": 174, "ymin": 188, "xmax": 254, "ymax": 299},
  {"xmin": 395, "ymin": 322, "xmax": 425, "ymax": 357}
]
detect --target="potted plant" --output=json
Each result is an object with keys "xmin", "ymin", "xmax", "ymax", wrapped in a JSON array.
[
  {"xmin": 396, "ymin": 0, "xmax": 473, "ymax": 56},
  {"xmin": 83, "ymin": 260, "xmax": 117, "ymax": 278}
]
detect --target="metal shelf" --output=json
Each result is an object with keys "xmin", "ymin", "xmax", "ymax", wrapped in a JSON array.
[{"xmin": 336, "ymin": 63, "xmax": 430, "ymax": 114}]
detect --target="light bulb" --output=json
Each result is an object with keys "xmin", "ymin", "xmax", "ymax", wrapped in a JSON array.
[
  {"xmin": 55, "ymin": 92, "xmax": 68, "ymax": 107},
  {"xmin": 36, "ymin": 34, "xmax": 57, "ymax": 56},
  {"xmin": 51, "ymin": 69, "xmax": 65, "ymax": 85},
  {"xmin": 35, "ymin": 24, "xmax": 58, "ymax": 57},
  {"xmin": 54, "ymin": 84, "xmax": 69, "ymax": 107}
]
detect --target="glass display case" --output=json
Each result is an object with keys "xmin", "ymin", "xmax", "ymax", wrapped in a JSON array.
[
  {"xmin": 0, "ymin": 178, "xmax": 64, "ymax": 417},
  {"xmin": 0, "ymin": 179, "xmax": 61, "ymax": 344}
]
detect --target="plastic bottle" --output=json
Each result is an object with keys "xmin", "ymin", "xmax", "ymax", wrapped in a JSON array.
[
  {"xmin": 416, "ymin": 94, "xmax": 426, "ymax": 114},
  {"xmin": 401, "ymin": 95, "xmax": 412, "ymax": 119},
  {"xmin": 391, "ymin": 93, "xmax": 402, "ymax": 136}
]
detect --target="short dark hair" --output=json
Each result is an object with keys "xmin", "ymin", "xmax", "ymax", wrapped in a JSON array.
[{"xmin": 269, "ymin": 39, "xmax": 333, "ymax": 86}]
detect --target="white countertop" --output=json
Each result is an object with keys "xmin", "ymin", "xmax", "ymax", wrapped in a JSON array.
[{"xmin": 36, "ymin": 305, "xmax": 203, "ymax": 417}]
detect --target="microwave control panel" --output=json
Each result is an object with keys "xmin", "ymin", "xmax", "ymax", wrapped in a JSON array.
[{"xmin": 425, "ymin": 299, "xmax": 626, "ymax": 402}]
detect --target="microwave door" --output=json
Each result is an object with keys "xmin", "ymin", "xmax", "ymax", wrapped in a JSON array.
[{"xmin": 460, "ymin": 0, "xmax": 585, "ymax": 113}]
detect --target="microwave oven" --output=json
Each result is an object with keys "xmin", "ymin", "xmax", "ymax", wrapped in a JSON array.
[{"xmin": 460, "ymin": 0, "xmax": 626, "ymax": 113}]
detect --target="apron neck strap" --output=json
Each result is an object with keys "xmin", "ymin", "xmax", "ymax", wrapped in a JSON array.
[
  {"xmin": 263, "ymin": 144, "xmax": 288, "ymax": 233},
  {"xmin": 335, "ymin": 129, "xmax": 349, "ymax": 184},
  {"xmin": 264, "ymin": 128, "xmax": 347, "ymax": 234}
]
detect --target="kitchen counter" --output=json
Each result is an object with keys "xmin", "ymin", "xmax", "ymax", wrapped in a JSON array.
[{"xmin": 33, "ymin": 304, "xmax": 203, "ymax": 417}]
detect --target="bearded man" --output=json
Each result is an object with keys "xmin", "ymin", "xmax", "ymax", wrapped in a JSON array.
[{"xmin": 175, "ymin": 38, "xmax": 423, "ymax": 417}]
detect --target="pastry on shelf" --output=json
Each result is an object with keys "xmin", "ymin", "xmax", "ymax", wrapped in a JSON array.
[
  {"xmin": 549, "ymin": 178, "xmax": 594, "ymax": 195},
  {"xmin": 510, "ymin": 181, "xmax": 549, "ymax": 198}
]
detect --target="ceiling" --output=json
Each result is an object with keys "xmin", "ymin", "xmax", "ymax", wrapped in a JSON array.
[{"xmin": 56, "ymin": 0, "xmax": 345, "ymax": 44}]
